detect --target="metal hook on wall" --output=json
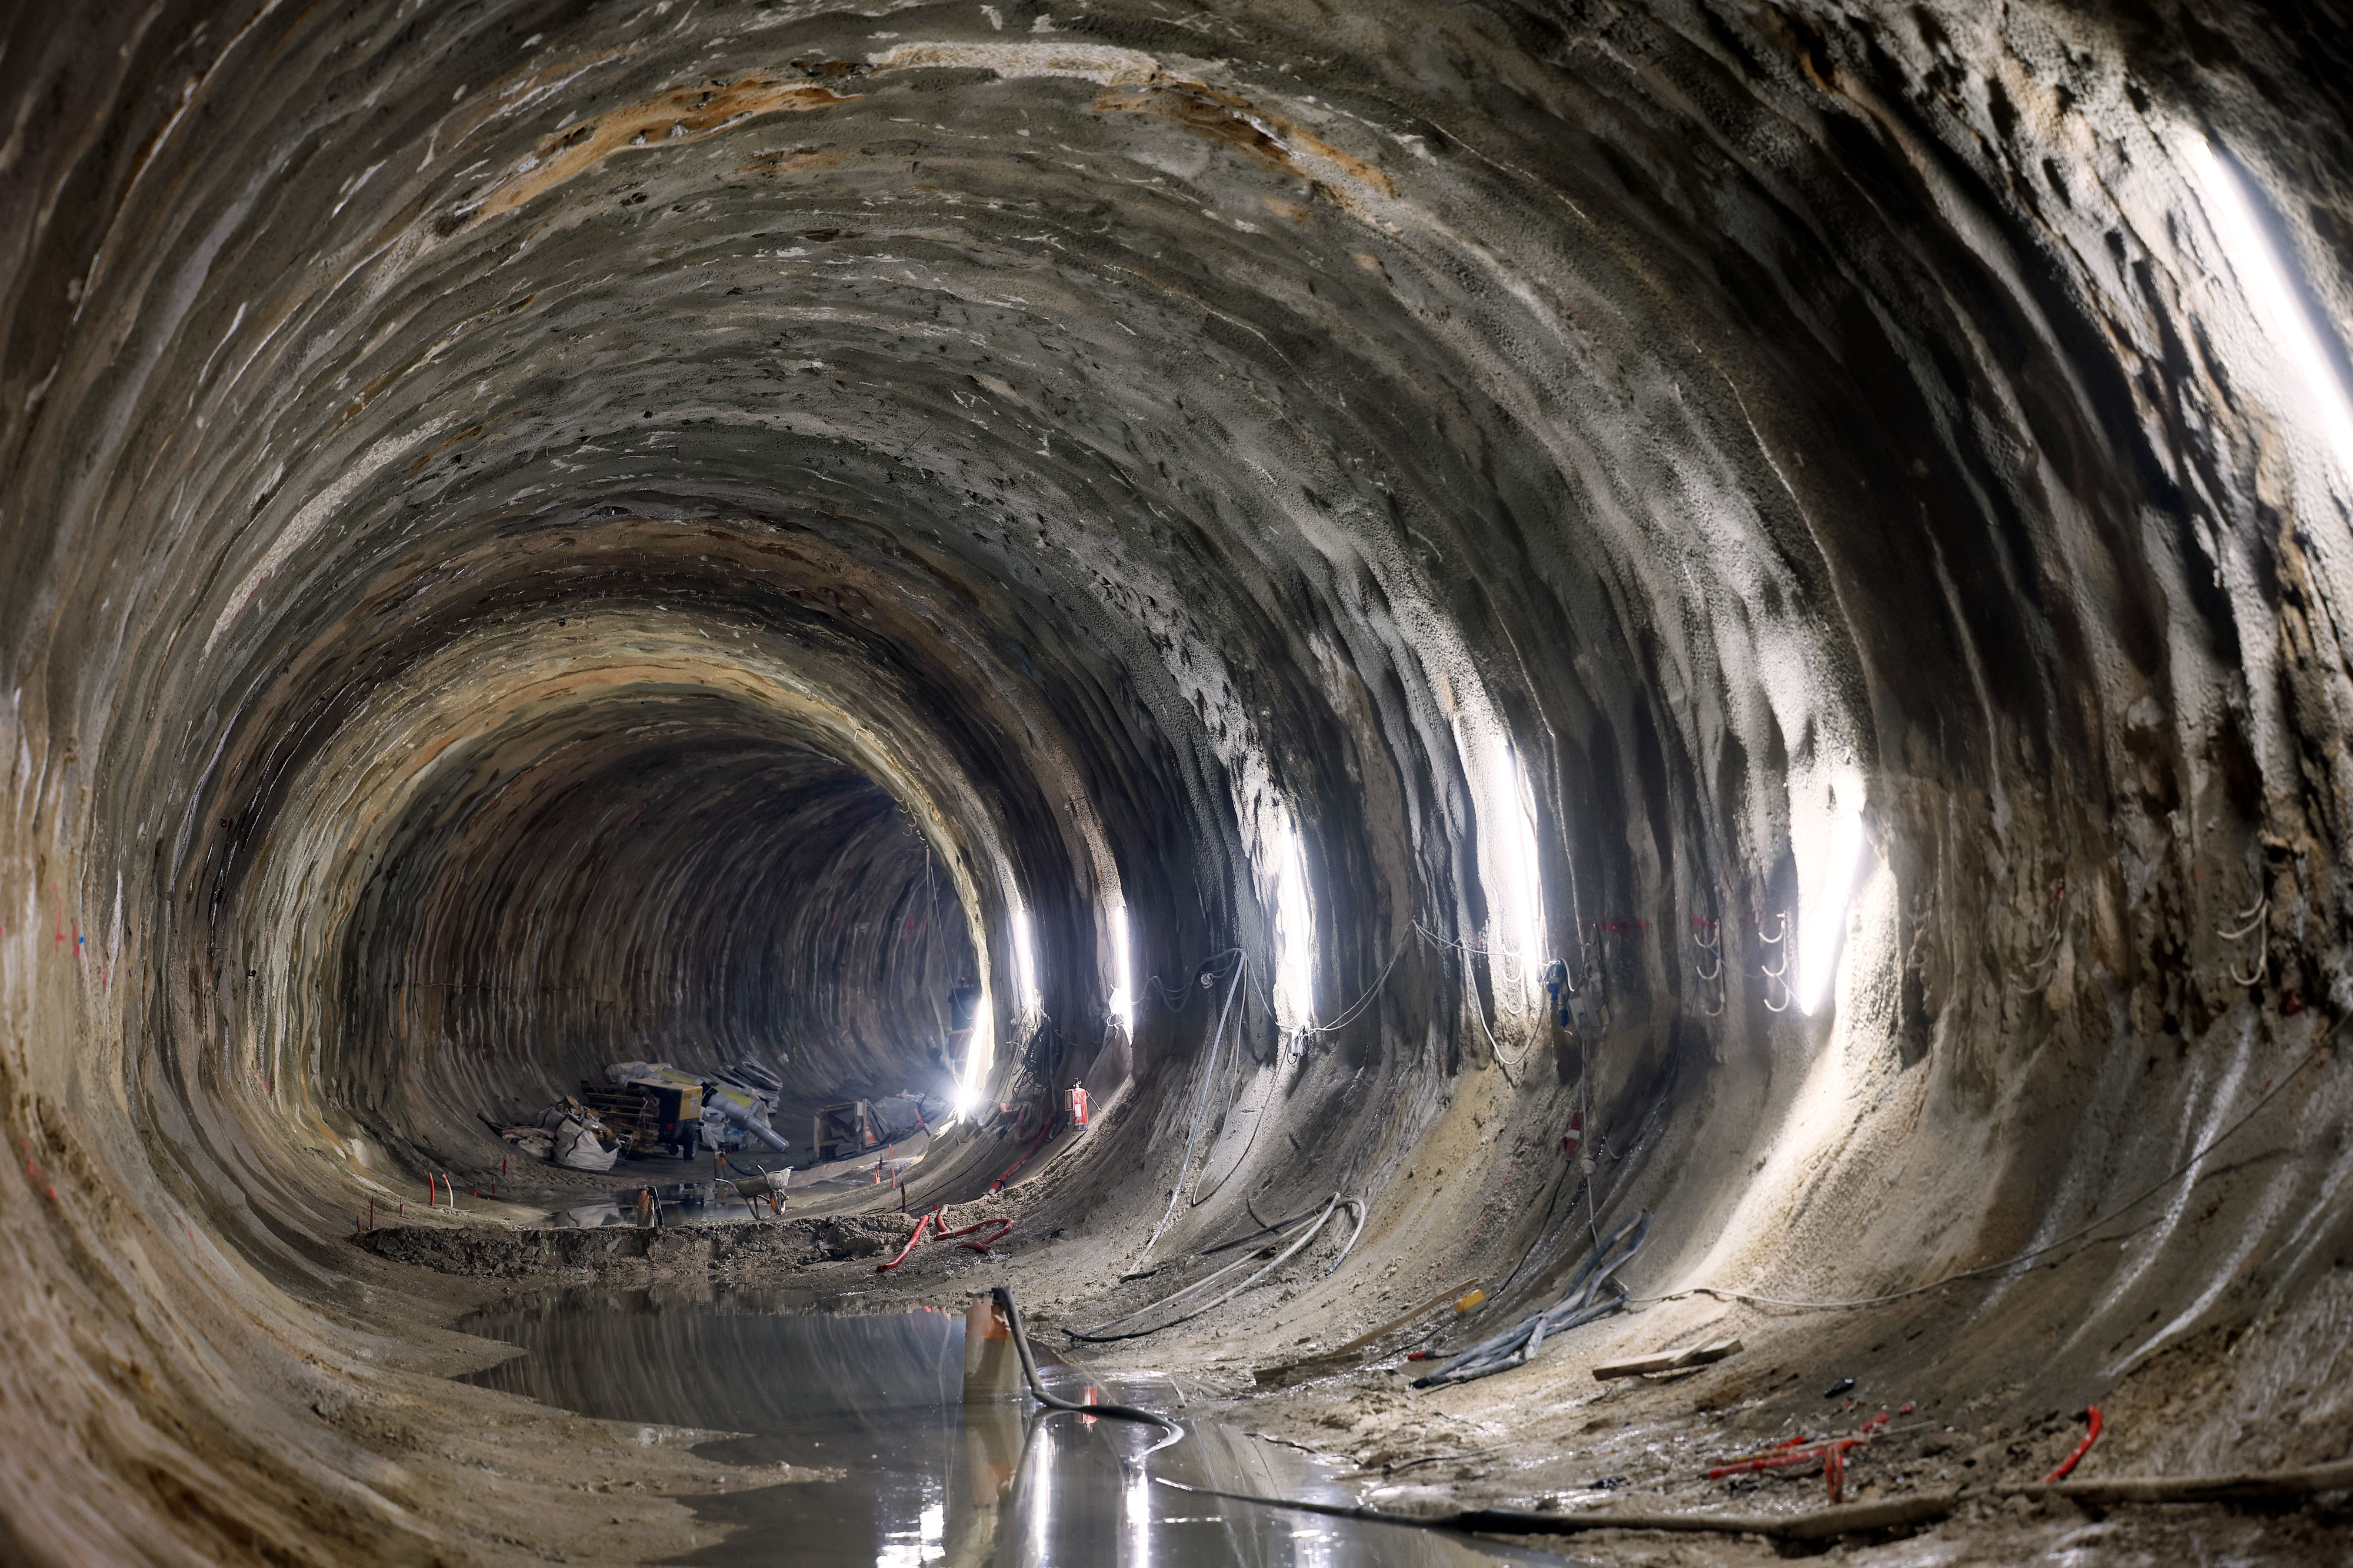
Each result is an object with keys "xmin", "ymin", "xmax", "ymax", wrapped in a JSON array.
[
  {"xmin": 2219, "ymin": 885, "xmax": 2269, "ymax": 987},
  {"xmin": 1757, "ymin": 909, "xmax": 1791, "ymax": 980},
  {"xmin": 1691, "ymin": 918, "xmax": 1722, "ymax": 982},
  {"xmin": 1689, "ymin": 916, "xmax": 1725, "ymax": 1016},
  {"xmin": 2217, "ymin": 890, "xmax": 2268, "ymax": 942},
  {"xmin": 2008, "ymin": 884, "xmax": 2067, "ymax": 996}
]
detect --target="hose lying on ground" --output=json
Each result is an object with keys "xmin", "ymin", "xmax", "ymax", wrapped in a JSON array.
[
  {"xmin": 992, "ymin": 1286, "xmax": 1185, "ymax": 1457},
  {"xmin": 1151, "ymin": 1460, "xmax": 2353, "ymax": 1543},
  {"xmin": 1148, "ymin": 1477, "xmax": 1958, "ymax": 1543},
  {"xmin": 1068, "ymin": 1192, "xmax": 1365, "ymax": 1343},
  {"xmin": 1411, "ymin": 1209, "xmax": 1652, "ymax": 1387}
]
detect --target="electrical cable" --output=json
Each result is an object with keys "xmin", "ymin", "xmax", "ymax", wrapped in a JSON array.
[
  {"xmin": 1143, "ymin": 946, "xmax": 1242, "ymax": 1015},
  {"xmin": 1415, "ymin": 920, "xmax": 1532, "ymax": 1069},
  {"xmin": 1143, "ymin": 954, "xmax": 1245, "ymax": 1252},
  {"xmin": 1301, "ymin": 931, "xmax": 1412, "ymax": 1036},
  {"xmin": 1187, "ymin": 983, "xmax": 1266, "ymax": 1208},
  {"xmin": 1200, "ymin": 1199, "xmax": 1327, "ymax": 1255},
  {"xmin": 1411, "ymin": 1208, "xmax": 1653, "ymax": 1386},
  {"xmin": 1634, "ymin": 1017, "xmax": 2345, "ymax": 1312},
  {"xmin": 1071, "ymin": 1193, "xmax": 1359, "ymax": 1342}
]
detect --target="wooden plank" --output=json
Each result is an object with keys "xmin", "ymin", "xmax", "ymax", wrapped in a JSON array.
[{"xmin": 1593, "ymin": 1337, "xmax": 1742, "ymax": 1380}]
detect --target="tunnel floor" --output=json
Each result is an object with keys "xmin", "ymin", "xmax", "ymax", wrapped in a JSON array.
[
  {"xmin": 454, "ymin": 1287, "xmax": 1542, "ymax": 1567},
  {"xmin": 331, "ymin": 1103, "xmax": 2353, "ymax": 1568}
]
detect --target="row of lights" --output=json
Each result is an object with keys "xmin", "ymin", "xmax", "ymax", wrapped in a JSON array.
[
  {"xmin": 952, "ymin": 136, "xmax": 2344, "ymax": 1107},
  {"xmin": 951, "ymin": 750, "xmax": 1878, "ymax": 1110}
]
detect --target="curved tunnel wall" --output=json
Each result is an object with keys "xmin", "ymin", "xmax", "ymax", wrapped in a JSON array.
[{"xmin": 6, "ymin": 0, "xmax": 2353, "ymax": 1559}]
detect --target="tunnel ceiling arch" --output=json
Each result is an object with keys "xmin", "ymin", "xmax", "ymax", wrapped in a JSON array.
[{"xmin": 6, "ymin": 0, "xmax": 2353, "ymax": 1563}]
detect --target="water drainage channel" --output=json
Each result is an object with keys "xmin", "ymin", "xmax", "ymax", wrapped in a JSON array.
[{"xmin": 456, "ymin": 1290, "xmax": 1567, "ymax": 1565}]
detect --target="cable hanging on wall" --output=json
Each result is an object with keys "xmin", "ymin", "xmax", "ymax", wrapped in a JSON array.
[{"xmin": 1413, "ymin": 920, "xmax": 1532, "ymax": 1075}]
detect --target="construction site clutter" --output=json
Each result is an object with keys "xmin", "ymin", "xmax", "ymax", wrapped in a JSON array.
[{"xmin": 492, "ymin": 1061, "xmax": 788, "ymax": 1169}]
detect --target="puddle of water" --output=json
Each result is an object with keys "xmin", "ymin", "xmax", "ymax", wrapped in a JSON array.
[
  {"xmin": 549, "ymin": 1148, "xmax": 925, "ymax": 1225},
  {"xmin": 547, "ymin": 1182, "xmax": 764, "ymax": 1228},
  {"xmin": 456, "ymin": 1288, "xmax": 1572, "ymax": 1566}
]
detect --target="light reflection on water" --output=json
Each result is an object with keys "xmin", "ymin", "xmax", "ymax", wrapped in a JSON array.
[{"xmin": 456, "ymin": 1288, "xmax": 1569, "ymax": 1567}]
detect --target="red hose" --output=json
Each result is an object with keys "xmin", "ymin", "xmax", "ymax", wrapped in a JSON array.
[
  {"xmin": 877, "ymin": 1212, "xmax": 934, "ymax": 1272},
  {"xmin": 1706, "ymin": 1436, "xmax": 1818, "ymax": 1479},
  {"xmin": 1707, "ymin": 1433, "xmax": 1864, "ymax": 1486},
  {"xmin": 945, "ymin": 1217, "xmax": 1014, "ymax": 1253},
  {"xmin": 2044, "ymin": 1406, "xmax": 2102, "ymax": 1483},
  {"xmin": 991, "ymin": 1116, "xmax": 1055, "ymax": 1192}
]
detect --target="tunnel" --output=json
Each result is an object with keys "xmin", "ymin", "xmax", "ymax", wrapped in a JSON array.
[{"xmin": 4, "ymin": 0, "xmax": 2352, "ymax": 1562}]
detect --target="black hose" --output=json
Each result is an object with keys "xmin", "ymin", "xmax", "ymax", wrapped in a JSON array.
[
  {"xmin": 991, "ymin": 1287, "xmax": 1185, "ymax": 1457},
  {"xmin": 1201, "ymin": 1197, "xmax": 1326, "ymax": 1255}
]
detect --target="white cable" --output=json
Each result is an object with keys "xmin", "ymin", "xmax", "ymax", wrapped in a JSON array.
[{"xmin": 1144, "ymin": 955, "xmax": 1245, "ymax": 1253}]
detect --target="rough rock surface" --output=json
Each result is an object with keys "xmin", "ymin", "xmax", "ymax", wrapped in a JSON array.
[{"xmin": 5, "ymin": 0, "xmax": 2353, "ymax": 1563}]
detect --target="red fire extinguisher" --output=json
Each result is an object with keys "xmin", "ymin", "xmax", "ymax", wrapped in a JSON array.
[{"xmin": 1066, "ymin": 1082, "xmax": 1091, "ymax": 1130}]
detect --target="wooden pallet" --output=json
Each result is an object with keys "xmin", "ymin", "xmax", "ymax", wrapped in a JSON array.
[{"xmin": 577, "ymin": 1083, "xmax": 663, "ymax": 1156}]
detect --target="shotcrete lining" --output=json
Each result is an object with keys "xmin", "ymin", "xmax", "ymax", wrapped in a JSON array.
[{"xmin": 5, "ymin": 0, "xmax": 2353, "ymax": 1561}]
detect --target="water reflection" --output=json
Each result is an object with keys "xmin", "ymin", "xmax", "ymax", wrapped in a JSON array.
[
  {"xmin": 456, "ymin": 1289, "xmax": 1567, "ymax": 1566},
  {"xmin": 548, "ymin": 1181, "xmax": 758, "ymax": 1227}
]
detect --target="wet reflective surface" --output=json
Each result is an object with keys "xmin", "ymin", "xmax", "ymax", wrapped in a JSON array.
[
  {"xmin": 548, "ymin": 1182, "xmax": 764, "ymax": 1228},
  {"xmin": 458, "ymin": 1290, "xmax": 1567, "ymax": 1566},
  {"xmin": 549, "ymin": 1143, "xmax": 928, "ymax": 1226}
]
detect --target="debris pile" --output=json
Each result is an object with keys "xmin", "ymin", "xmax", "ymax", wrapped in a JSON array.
[{"xmin": 494, "ymin": 1060, "xmax": 788, "ymax": 1167}]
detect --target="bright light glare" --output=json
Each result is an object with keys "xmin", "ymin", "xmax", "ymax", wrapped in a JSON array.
[
  {"xmin": 1124, "ymin": 1458, "xmax": 1152, "ymax": 1568},
  {"xmin": 1025, "ymin": 1419, "xmax": 1054, "ymax": 1567},
  {"xmin": 1271, "ymin": 818, "xmax": 1314, "ymax": 1029},
  {"xmin": 1491, "ymin": 736, "xmax": 1544, "ymax": 1002},
  {"xmin": 2184, "ymin": 136, "xmax": 2353, "ymax": 478},
  {"xmin": 956, "ymin": 1000, "xmax": 992, "ymax": 1118},
  {"xmin": 1796, "ymin": 803, "xmax": 1871, "ymax": 1015},
  {"xmin": 1107, "ymin": 903, "xmax": 1134, "ymax": 1036},
  {"xmin": 1011, "ymin": 903, "xmax": 1041, "ymax": 1017}
]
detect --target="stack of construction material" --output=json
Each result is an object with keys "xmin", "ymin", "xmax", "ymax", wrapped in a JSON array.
[{"xmin": 575, "ymin": 1082, "xmax": 664, "ymax": 1156}]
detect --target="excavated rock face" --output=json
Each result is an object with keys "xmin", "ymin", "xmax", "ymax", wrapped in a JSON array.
[{"xmin": 4, "ymin": 0, "xmax": 2352, "ymax": 1558}]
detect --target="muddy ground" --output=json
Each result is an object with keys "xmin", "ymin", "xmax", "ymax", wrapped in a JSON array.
[{"xmin": 339, "ymin": 1147, "xmax": 2352, "ymax": 1567}]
